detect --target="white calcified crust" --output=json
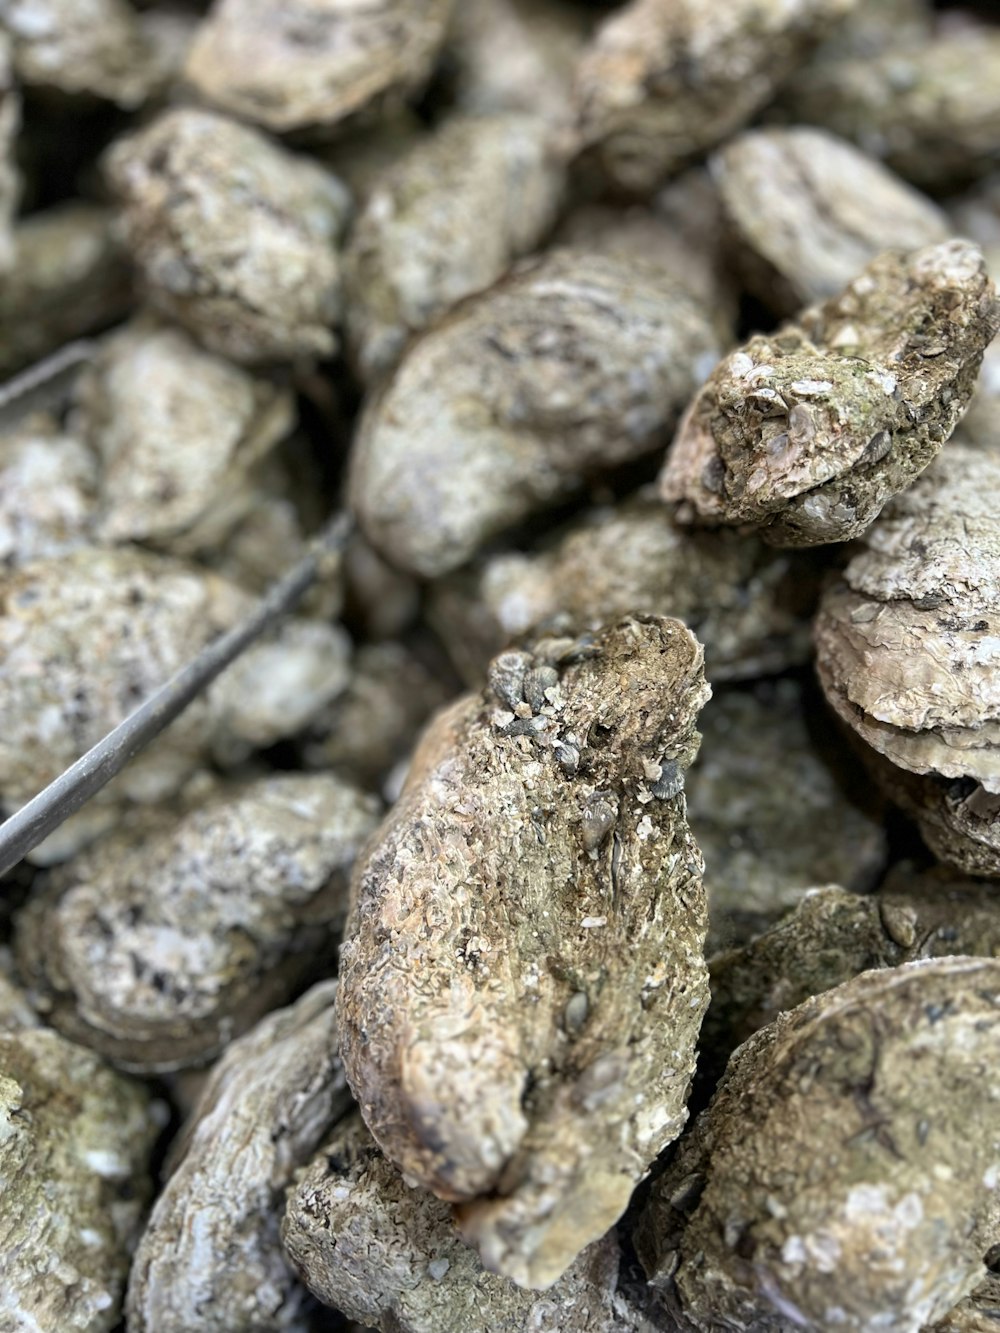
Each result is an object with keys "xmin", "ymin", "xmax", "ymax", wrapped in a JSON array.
[
  {"xmin": 815, "ymin": 442, "xmax": 1000, "ymax": 810},
  {"xmin": 0, "ymin": 1027, "xmax": 160, "ymax": 1331},
  {"xmin": 661, "ymin": 240, "xmax": 999, "ymax": 547},
  {"xmin": 283, "ymin": 1111, "xmax": 646, "ymax": 1332},
  {"xmin": 344, "ymin": 111, "xmax": 565, "ymax": 381},
  {"xmin": 638, "ymin": 957, "xmax": 1000, "ymax": 1332},
  {"xmin": 712, "ymin": 127, "xmax": 948, "ymax": 311},
  {"xmin": 72, "ymin": 317, "xmax": 295, "ymax": 553},
  {"xmin": 340, "ymin": 615, "xmax": 711, "ymax": 1289},
  {"xmin": 0, "ymin": 413, "xmax": 97, "ymax": 569},
  {"xmin": 572, "ymin": 0, "xmax": 858, "ymax": 195},
  {"xmin": 16, "ymin": 774, "xmax": 380, "ymax": 1071},
  {"xmin": 427, "ymin": 493, "xmax": 818, "ymax": 688},
  {"xmin": 184, "ymin": 0, "xmax": 454, "ymax": 134},
  {"xmin": 104, "ymin": 108, "xmax": 351, "ymax": 364},
  {"xmin": 127, "ymin": 982, "xmax": 353, "ymax": 1333},
  {"xmin": 350, "ymin": 249, "xmax": 720, "ymax": 577}
]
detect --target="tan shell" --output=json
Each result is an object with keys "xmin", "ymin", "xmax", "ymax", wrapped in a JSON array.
[
  {"xmin": 339, "ymin": 615, "xmax": 711, "ymax": 1288},
  {"xmin": 815, "ymin": 440, "xmax": 1000, "ymax": 875},
  {"xmin": 661, "ymin": 241, "xmax": 999, "ymax": 547},
  {"xmin": 932, "ymin": 1274, "xmax": 1000, "ymax": 1333},
  {"xmin": 876, "ymin": 767, "xmax": 1000, "ymax": 881},
  {"xmin": 702, "ymin": 872, "xmax": 1000, "ymax": 1090}
]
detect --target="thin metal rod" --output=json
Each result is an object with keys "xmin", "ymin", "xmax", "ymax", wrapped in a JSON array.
[
  {"xmin": 0, "ymin": 339, "xmax": 99, "ymax": 429},
  {"xmin": 0, "ymin": 512, "xmax": 353, "ymax": 877}
]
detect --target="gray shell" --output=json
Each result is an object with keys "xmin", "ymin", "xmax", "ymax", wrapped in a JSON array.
[
  {"xmin": 782, "ymin": 26, "xmax": 1000, "ymax": 191},
  {"xmin": 104, "ymin": 108, "xmax": 351, "ymax": 364},
  {"xmin": 0, "ymin": 1026, "xmax": 161, "ymax": 1331},
  {"xmin": 0, "ymin": 31, "xmax": 17, "ymax": 274},
  {"xmin": 444, "ymin": 0, "xmax": 586, "ymax": 121},
  {"xmin": 16, "ymin": 774, "xmax": 380, "ymax": 1071},
  {"xmin": 184, "ymin": 0, "xmax": 455, "ymax": 134},
  {"xmin": 350, "ymin": 249, "xmax": 721, "ymax": 577},
  {"xmin": 0, "ymin": 204, "xmax": 130, "ymax": 378},
  {"xmin": 638, "ymin": 957, "xmax": 1000, "ymax": 1332},
  {"xmin": 71, "ymin": 317, "xmax": 295, "ymax": 554},
  {"xmin": 428, "ymin": 493, "xmax": 820, "ymax": 689},
  {"xmin": 344, "ymin": 111, "xmax": 565, "ymax": 382},
  {"xmin": 300, "ymin": 640, "xmax": 453, "ymax": 794},
  {"xmin": 0, "ymin": 413, "xmax": 97, "ymax": 569},
  {"xmin": 712, "ymin": 127, "xmax": 948, "ymax": 313},
  {"xmin": 283, "ymin": 1110, "xmax": 648, "ymax": 1332},
  {"xmin": 0, "ymin": 547, "xmax": 351, "ymax": 859},
  {"xmin": 126, "ymin": 981, "xmax": 353, "ymax": 1332},
  {"xmin": 0, "ymin": 0, "xmax": 172, "ymax": 107},
  {"xmin": 684, "ymin": 681, "xmax": 887, "ymax": 952},
  {"xmin": 571, "ymin": 0, "xmax": 859, "ymax": 195}
]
